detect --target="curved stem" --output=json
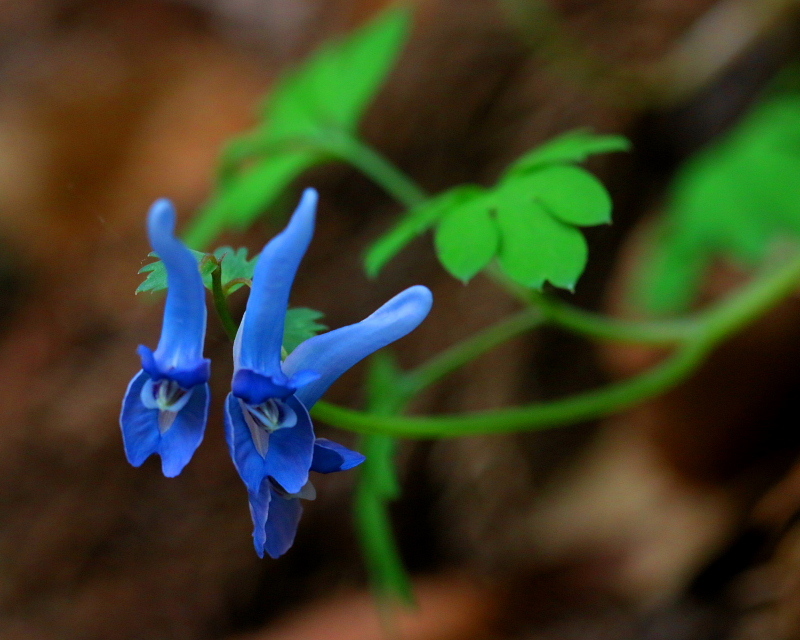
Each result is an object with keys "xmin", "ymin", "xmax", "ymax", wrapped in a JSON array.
[
  {"xmin": 311, "ymin": 252, "xmax": 800, "ymax": 438},
  {"xmin": 488, "ymin": 264, "xmax": 698, "ymax": 345},
  {"xmin": 312, "ymin": 342, "xmax": 703, "ymax": 437},
  {"xmin": 311, "ymin": 130, "xmax": 428, "ymax": 209},
  {"xmin": 301, "ymin": 131, "xmax": 800, "ymax": 436},
  {"xmin": 400, "ymin": 307, "xmax": 544, "ymax": 398},
  {"xmin": 223, "ymin": 278, "xmax": 252, "ymax": 295},
  {"xmin": 211, "ymin": 264, "xmax": 239, "ymax": 342},
  {"xmin": 527, "ymin": 289, "xmax": 698, "ymax": 344}
]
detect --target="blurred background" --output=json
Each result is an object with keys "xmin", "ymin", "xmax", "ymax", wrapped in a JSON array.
[{"xmin": 3, "ymin": 0, "xmax": 800, "ymax": 638}]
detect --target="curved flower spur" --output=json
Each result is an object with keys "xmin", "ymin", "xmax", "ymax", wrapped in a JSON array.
[
  {"xmin": 120, "ymin": 199, "xmax": 211, "ymax": 477},
  {"xmin": 226, "ymin": 188, "xmax": 433, "ymax": 558}
]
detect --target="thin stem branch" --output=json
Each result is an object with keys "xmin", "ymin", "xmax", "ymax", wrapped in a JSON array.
[
  {"xmin": 355, "ymin": 355, "xmax": 415, "ymax": 610},
  {"xmin": 311, "ymin": 252, "xmax": 800, "ymax": 438},
  {"xmin": 211, "ymin": 264, "xmax": 239, "ymax": 342},
  {"xmin": 400, "ymin": 307, "xmax": 545, "ymax": 398},
  {"xmin": 313, "ymin": 342, "xmax": 703, "ymax": 437},
  {"xmin": 311, "ymin": 130, "xmax": 428, "ymax": 209},
  {"xmin": 490, "ymin": 265, "xmax": 698, "ymax": 344},
  {"xmin": 528, "ymin": 289, "xmax": 698, "ymax": 344}
]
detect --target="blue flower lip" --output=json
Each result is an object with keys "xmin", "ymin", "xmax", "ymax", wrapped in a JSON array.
[
  {"xmin": 146, "ymin": 198, "xmax": 209, "ymax": 377},
  {"xmin": 232, "ymin": 367, "xmax": 320, "ymax": 405},
  {"xmin": 138, "ymin": 344, "xmax": 211, "ymax": 389}
]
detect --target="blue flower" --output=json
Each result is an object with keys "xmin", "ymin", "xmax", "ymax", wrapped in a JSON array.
[
  {"xmin": 249, "ymin": 439, "xmax": 366, "ymax": 559},
  {"xmin": 225, "ymin": 188, "xmax": 433, "ymax": 557},
  {"xmin": 120, "ymin": 199, "xmax": 211, "ymax": 477}
]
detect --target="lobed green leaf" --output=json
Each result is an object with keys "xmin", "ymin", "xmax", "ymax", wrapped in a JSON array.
[
  {"xmin": 364, "ymin": 185, "xmax": 485, "ymax": 278},
  {"xmin": 511, "ymin": 165, "xmax": 612, "ymax": 226},
  {"xmin": 136, "ymin": 246, "xmax": 258, "ymax": 294},
  {"xmin": 434, "ymin": 195, "xmax": 499, "ymax": 282},
  {"xmin": 494, "ymin": 195, "xmax": 587, "ymax": 291},
  {"xmin": 283, "ymin": 307, "xmax": 328, "ymax": 353},
  {"xmin": 365, "ymin": 129, "xmax": 627, "ymax": 290}
]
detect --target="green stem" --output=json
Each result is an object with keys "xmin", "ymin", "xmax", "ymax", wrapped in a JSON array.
[
  {"xmin": 528, "ymin": 289, "xmax": 698, "ymax": 344},
  {"xmin": 488, "ymin": 264, "xmax": 698, "ymax": 345},
  {"xmin": 698, "ymin": 251, "xmax": 800, "ymax": 342},
  {"xmin": 355, "ymin": 354, "xmax": 415, "ymax": 609},
  {"xmin": 400, "ymin": 307, "xmax": 545, "ymax": 398},
  {"xmin": 313, "ymin": 345, "xmax": 699, "ymax": 437},
  {"xmin": 211, "ymin": 265, "xmax": 239, "ymax": 342},
  {"xmin": 312, "ymin": 130, "xmax": 427, "ymax": 208},
  {"xmin": 311, "ymin": 252, "xmax": 800, "ymax": 438}
]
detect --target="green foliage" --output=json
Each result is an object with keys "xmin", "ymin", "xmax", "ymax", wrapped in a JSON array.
[
  {"xmin": 364, "ymin": 186, "xmax": 482, "ymax": 278},
  {"xmin": 637, "ymin": 95, "xmax": 800, "ymax": 314},
  {"xmin": 365, "ymin": 129, "xmax": 628, "ymax": 290},
  {"xmin": 137, "ymin": 246, "xmax": 258, "ymax": 294},
  {"xmin": 137, "ymin": 247, "xmax": 326, "ymax": 350},
  {"xmin": 184, "ymin": 6, "xmax": 411, "ymax": 248},
  {"xmin": 283, "ymin": 308, "xmax": 328, "ymax": 353},
  {"xmin": 434, "ymin": 194, "xmax": 499, "ymax": 282},
  {"xmin": 355, "ymin": 353, "xmax": 414, "ymax": 607},
  {"xmin": 508, "ymin": 129, "xmax": 630, "ymax": 171}
]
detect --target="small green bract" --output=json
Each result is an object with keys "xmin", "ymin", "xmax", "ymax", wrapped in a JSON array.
[
  {"xmin": 137, "ymin": 246, "xmax": 258, "ymax": 294},
  {"xmin": 137, "ymin": 247, "xmax": 327, "ymax": 353},
  {"xmin": 282, "ymin": 308, "xmax": 328, "ymax": 354}
]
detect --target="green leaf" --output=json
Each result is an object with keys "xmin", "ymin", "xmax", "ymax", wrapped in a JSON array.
[
  {"xmin": 636, "ymin": 94, "xmax": 800, "ymax": 314},
  {"xmin": 136, "ymin": 246, "xmax": 258, "ymax": 295},
  {"xmin": 211, "ymin": 246, "xmax": 258, "ymax": 293},
  {"xmin": 510, "ymin": 128, "xmax": 630, "ymax": 173},
  {"xmin": 185, "ymin": 7, "xmax": 411, "ymax": 249},
  {"xmin": 354, "ymin": 353, "xmax": 414, "ymax": 607},
  {"xmin": 495, "ymin": 196, "xmax": 587, "ymax": 290},
  {"xmin": 512, "ymin": 165, "xmax": 612, "ymax": 226},
  {"xmin": 364, "ymin": 185, "xmax": 484, "ymax": 277},
  {"xmin": 263, "ymin": 6, "xmax": 410, "ymax": 139},
  {"xmin": 283, "ymin": 307, "xmax": 328, "ymax": 353},
  {"xmin": 364, "ymin": 128, "xmax": 624, "ymax": 289},
  {"xmin": 137, "ymin": 249, "xmax": 209, "ymax": 294},
  {"xmin": 636, "ymin": 231, "xmax": 709, "ymax": 314},
  {"xmin": 434, "ymin": 195, "xmax": 499, "ymax": 282}
]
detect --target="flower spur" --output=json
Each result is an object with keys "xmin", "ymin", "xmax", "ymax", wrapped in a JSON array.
[
  {"xmin": 225, "ymin": 188, "xmax": 433, "ymax": 557},
  {"xmin": 120, "ymin": 199, "xmax": 211, "ymax": 477}
]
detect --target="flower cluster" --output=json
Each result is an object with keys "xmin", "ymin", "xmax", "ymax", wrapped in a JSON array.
[{"xmin": 120, "ymin": 189, "xmax": 433, "ymax": 558}]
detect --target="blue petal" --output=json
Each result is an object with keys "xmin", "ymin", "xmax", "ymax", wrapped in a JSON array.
[
  {"xmin": 137, "ymin": 345, "xmax": 210, "ymax": 388},
  {"xmin": 263, "ymin": 394, "xmax": 314, "ymax": 494},
  {"xmin": 248, "ymin": 484, "xmax": 271, "ymax": 559},
  {"xmin": 120, "ymin": 371, "xmax": 161, "ymax": 467},
  {"xmin": 263, "ymin": 488, "xmax": 303, "ymax": 559},
  {"xmin": 288, "ymin": 369, "xmax": 321, "ymax": 389},
  {"xmin": 232, "ymin": 368, "xmax": 295, "ymax": 405},
  {"xmin": 147, "ymin": 198, "xmax": 206, "ymax": 382},
  {"xmin": 158, "ymin": 382, "xmax": 210, "ymax": 477},
  {"xmin": 283, "ymin": 285, "xmax": 433, "ymax": 408},
  {"xmin": 147, "ymin": 199, "xmax": 209, "ymax": 378},
  {"xmin": 311, "ymin": 438, "xmax": 366, "ymax": 473},
  {"xmin": 239, "ymin": 189, "xmax": 317, "ymax": 380},
  {"xmin": 224, "ymin": 393, "xmax": 268, "ymax": 494},
  {"xmin": 248, "ymin": 482, "xmax": 304, "ymax": 558}
]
